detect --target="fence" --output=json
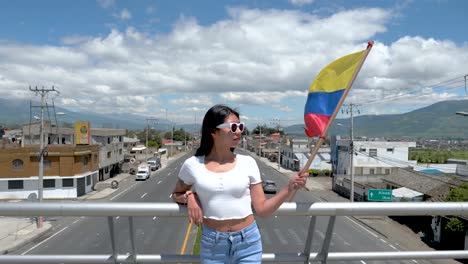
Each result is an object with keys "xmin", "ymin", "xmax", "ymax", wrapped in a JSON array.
[{"xmin": 1, "ymin": 202, "xmax": 468, "ymax": 263}]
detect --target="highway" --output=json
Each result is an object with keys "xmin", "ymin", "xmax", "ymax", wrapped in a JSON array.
[{"xmin": 15, "ymin": 150, "xmax": 433, "ymax": 264}]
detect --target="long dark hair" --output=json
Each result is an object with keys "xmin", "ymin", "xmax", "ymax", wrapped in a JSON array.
[{"xmin": 195, "ymin": 104, "xmax": 240, "ymax": 157}]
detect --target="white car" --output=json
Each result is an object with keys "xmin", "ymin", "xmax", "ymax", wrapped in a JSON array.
[{"xmin": 135, "ymin": 164, "xmax": 150, "ymax": 180}]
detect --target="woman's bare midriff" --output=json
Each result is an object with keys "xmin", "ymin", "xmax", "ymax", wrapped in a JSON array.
[{"xmin": 203, "ymin": 214, "xmax": 254, "ymax": 232}]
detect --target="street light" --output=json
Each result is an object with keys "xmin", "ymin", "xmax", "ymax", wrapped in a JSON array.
[{"xmin": 337, "ymin": 123, "xmax": 354, "ymax": 202}]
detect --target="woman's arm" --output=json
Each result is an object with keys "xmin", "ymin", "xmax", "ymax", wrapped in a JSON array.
[
  {"xmin": 250, "ymin": 171, "xmax": 308, "ymax": 218},
  {"xmin": 172, "ymin": 179, "xmax": 192, "ymax": 204},
  {"xmin": 172, "ymin": 179, "xmax": 204, "ymax": 224}
]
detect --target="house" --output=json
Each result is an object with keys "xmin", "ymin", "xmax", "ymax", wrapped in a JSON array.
[
  {"xmin": 0, "ymin": 144, "xmax": 99, "ymax": 199},
  {"xmin": 22, "ymin": 121, "xmax": 126, "ymax": 181}
]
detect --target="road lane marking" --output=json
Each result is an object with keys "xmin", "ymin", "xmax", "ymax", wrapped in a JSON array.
[
  {"xmin": 141, "ymin": 193, "xmax": 147, "ymax": 199},
  {"xmin": 360, "ymin": 261, "xmax": 366, "ymax": 264},
  {"xmin": 389, "ymin": 245, "xmax": 397, "ymax": 250},
  {"xmin": 412, "ymin": 260, "xmax": 418, "ymax": 263},
  {"xmin": 116, "ymin": 216, "xmax": 120, "ymax": 220},
  {"xmin": 22, "ymin": 226, "xmax": 68, "ymax": 255},
  {"xmin": 157, "ymin": 180, "xmax": 162, "ymax": 184},
  {"xmin": 72, "ymin": 220, "xmax": 79, "ymax": 224},
  {"xmin": 153, "ymin": 217, "xmax": 157, "ymax": 220},
  {"xmin": 180, "ymin": 222, "xmax": 193, "ymax": 254},
  {"xmin": 110, "ymin": 182, "xmax": 138, "ymax": 201},
  {"xmin": 273, "ymin": 228, "xmax": 288, "ymax": 245},
  {"xmin": 344, "ymin": 216, "xmax": 378, "ymax": 238},
  {"xmin": 380, "ymin": 238, "xmax": 386, "ymax": 243}
]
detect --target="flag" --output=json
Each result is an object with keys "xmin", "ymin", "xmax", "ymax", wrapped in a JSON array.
[{"xmin": 304, "ymin": 47, "xmax": 370, "ymax": 137}]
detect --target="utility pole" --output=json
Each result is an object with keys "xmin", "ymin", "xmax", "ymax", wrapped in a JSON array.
[
  {"xmin": 270, "ymin": 119, "xmax": 282, "ymax": 170},
  {"xmin": 29, "ymin": 85, "xmax": 59, "ymax": 228},
  {"xmin": 342, "ymin": 103, "xmax": 360, "ymax": 202},
  {"xmin": 145, "ymin": 118, "xmax": 159, "ymax": 160}
]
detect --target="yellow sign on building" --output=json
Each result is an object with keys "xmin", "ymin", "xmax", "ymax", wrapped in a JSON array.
[{"xmin": 75, "ymin": 122, "xmax": 90, "ymax": 145}]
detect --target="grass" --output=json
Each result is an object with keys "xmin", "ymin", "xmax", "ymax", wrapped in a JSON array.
[{"xmin": 192, "ymin": 224, "xmax": 202, "ymax": 255}]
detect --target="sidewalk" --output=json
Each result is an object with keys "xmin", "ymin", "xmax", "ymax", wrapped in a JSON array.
[
  {"xmin": 0, "ymin": 151, "xmax": 187, "ymax": 255},
  {"xmin": 254, "ymin": 152, "xmax": 460, "ymax": 264}
]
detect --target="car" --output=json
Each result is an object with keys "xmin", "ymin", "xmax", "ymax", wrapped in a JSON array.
[
  {"xmin": 147, "ymin": 158, "xmax": 161, "ymax": 171},
  {"xmin": 262, "ymin": 180, "xmax": 277, "ymax": 194}
]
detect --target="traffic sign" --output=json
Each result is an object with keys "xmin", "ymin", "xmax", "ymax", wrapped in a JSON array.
[{"xmin": 367, "ymin": 189, "xmax": 392, "ymax": 202}]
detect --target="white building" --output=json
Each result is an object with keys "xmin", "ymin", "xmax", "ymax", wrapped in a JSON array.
[
  {"xmin": 332, "ymin": 138, "xmax": 416, "ymax": 200},
  {"xmin": 281, "ymin": 138, "xmax": 331, "ymax": 172}
]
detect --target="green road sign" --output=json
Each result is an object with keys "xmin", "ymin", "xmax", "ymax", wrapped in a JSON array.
[{"xmin": 367, "ymin": 189, "xmax": 392, "ymax": 202}]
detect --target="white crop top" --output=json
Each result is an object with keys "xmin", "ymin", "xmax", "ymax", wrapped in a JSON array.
[{"xmin": 178, "ymin": 154, "xmax": 262, "ymax": 220}]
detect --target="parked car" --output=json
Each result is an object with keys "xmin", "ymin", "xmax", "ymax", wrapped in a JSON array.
[
  {"xmin": 262, "ymin": 180, "xmax": 277, "ymax": 194},
  {"xmin": 147, "ymin": 158, "xmax": 161, "ymax": 171}
]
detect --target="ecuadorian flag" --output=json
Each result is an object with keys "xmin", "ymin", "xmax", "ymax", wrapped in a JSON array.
[{"xmin": 304, "ymin": 49, "xmax": 367, "ymax": 137}]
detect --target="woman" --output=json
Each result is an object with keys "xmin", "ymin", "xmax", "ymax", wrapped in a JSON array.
[{"xmin": 172, "ymin": 104, "xmax": 308, "ymax": 264}]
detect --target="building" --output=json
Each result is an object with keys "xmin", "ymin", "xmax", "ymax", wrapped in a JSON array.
[
  {"xmin": 331, "ymin": 137, "xmax": 416, "ymax": 200},
  {"xmin": 22, "ymin": 122, "xmax": 126, "ymax": 181},
  {"xmin": 0, "ymin": 145, "xmax": 99, "ymax": 199},
  {"xmin": 281, "ymin": 138, "xmax": 331, "ymax": 172}
]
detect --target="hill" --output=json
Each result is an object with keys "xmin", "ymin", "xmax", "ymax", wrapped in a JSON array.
[{"xmin": 283, "ymin": 100, "xmax": 468, "ymax": 139}]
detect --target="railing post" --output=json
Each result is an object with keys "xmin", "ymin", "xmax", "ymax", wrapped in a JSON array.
[
  {"xmin": 107, "ymin": 216, "xmax": 118, "ymax": 264},
  {"xmin": 128, "ymin": 216, "xmax": 138, "ymax": 264},
  {"xmin": 303, "ymin": 216, "xmax": 317, "ymax": 264},
  {"xmin": 318, "ymin": 216, "xmax": 336, "ymax": 264}
]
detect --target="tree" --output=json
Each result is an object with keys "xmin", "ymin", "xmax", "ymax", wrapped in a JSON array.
[{"xmin": 444, "ymin": 183, "xmax": 468, "ymax": 232}]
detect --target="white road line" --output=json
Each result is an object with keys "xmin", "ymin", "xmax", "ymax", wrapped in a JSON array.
[
  {"xmin": 110, "ymin": 183, "xmax": 137, "ymax": 201},
  {"xmin": 380, "ymin": 238, "xmax": 386, "ymax": 243},
  {"xmin": 273, "ymin": 228, "xmax": 288, "ymax": 245},
  {"xmin": 153, "ymin": 217, "xmax": 157, "ymax": 220},
  {"xmin": 389, "ymin": 245, "xmax": 397, "ymax": 250},
  {"xmin": 412, "ymin": 260, "xmax": 418, "ymax": 263},
  {"xmin": 141, "ymin": 193, "xmax": 147, "ymax": 199},
  {"xmin": 157, "ymin": 180, "xmax": 162, "ymax": 184},
  {"xmin": 345, "ymin": 216, "xmax": 379, "ymax": 238},
  {"xmin": 168, "ymin": 172, "xmax": 172, "ymax": 176},
  {"xmin": 22, "ymin": 226, "xmax": 68, "ymax": 255},
  {"xmin": 116, "ymin": 216, "xmax": 120, "ymax": 220},
  {"xmin": 169, "ymin": 193, "xmax": 173, "ymax": 198},
  {"xmin": 360, "ymin": 261, "xmax": 367, "ymax": 264},
  {"xmin": 72, "ymin": 220, "xmax": 79, "ymax": 224}
]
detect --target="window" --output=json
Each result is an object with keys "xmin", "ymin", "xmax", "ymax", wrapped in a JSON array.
[
  {"xmin": 385, "ymin": 169, "xmax": 390, "ymax": 175},
  {"xmin": 12, "ymin": 159, "xmax": 24, "ymax": 170},
  {"xmin": 119, "ymin": 136, "xmax": 123, "ymax": 142},
  {"xmin": 386, "ymin": 148, "xmax": 394, "ymax": 152},
  {"xmin": 105, "ymin": 167, "xmax": 109, "ymax": 173},
  {"xmin": 43, "ymin": 159, "xmax": 51, "ymax": 169},
  {"xmin": 369, "ymin": 149, "xmax": 377, "ymax": 157},
  {"xmin": 83, "ymin": 156, "xmax": 89, "ymax": 166},
  {"xmin": 107, "ymin": 152, "xmax": 111, "ymax": 158},
  {"xmin": 369, "ymin": 168, "xmax": 375, "ymax": 175},
  {"xmin": 44, "ymin": 179, "xmax": 55, "ymax": 188},
  {"xmin": 359, "ymin": 148, "xmax": 366, "ymax": 152},
  {"xmin": 8, "ymin": 180, "xmax": 23, "ymax": 189},
  {"xmin": 119, "ymin": 149, "xmax": 122, "ymax": 155},
  {"xmin": 108, "ymin": 137, "xmax": 111, "ymax": 144},
  {"xmin": 86, "ymin": 175, "xmax": 91, "ymax": 186},
  {"xmin": 62, "ymin": 137, "xmax": 66, "ymax": 144},
  {"xmin": 62, "ymin": 179, "xmax": 74, "ymax": 187}
]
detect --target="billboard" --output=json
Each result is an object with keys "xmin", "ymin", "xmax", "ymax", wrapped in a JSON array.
[{"xmin": 75, "ymin": 122, "xmax": 90, "ymax": 145}]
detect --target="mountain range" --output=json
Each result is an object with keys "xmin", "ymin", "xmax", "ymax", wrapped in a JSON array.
[{"xmin": 1, "ymin": 98, "xmax": 467, "ymax": 139}]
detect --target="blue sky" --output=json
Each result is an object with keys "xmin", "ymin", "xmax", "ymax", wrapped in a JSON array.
[{"xmin": 1, "ymin": 0, "xmax": 467, "ymax": 128}]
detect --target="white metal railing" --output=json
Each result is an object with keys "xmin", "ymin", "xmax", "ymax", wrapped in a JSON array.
[{"xmin": 1, "ymin": 202, "xmax": 468, "ymax": 263}]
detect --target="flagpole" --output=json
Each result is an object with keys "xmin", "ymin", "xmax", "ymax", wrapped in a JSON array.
[{"xmin": 288, "ymin": 41, "xmax": 374, "ymax": 202}]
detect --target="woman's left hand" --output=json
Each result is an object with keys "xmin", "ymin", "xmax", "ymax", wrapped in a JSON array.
[{"xmin": 288, "ymin": 171, "xmax": 308, "ymax": 191}]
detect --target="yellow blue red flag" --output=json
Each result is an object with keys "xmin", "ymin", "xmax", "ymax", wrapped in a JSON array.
[{"xmin": 304, "ymin": 45, "xmax": 371, "ymax": 137}]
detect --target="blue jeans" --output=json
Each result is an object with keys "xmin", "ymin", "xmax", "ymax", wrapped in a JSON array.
[{"xmin": 200, "ymin": 221, "xmax": 262, "ymax": 264}]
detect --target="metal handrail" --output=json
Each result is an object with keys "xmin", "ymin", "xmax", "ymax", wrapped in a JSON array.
[{"xmin": 1, "ymin": 202, "xmax": 467, "ymax": 263}]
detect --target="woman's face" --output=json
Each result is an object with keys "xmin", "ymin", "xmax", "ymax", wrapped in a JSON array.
[{"xmin": 212, "ymin": 113, "xmax": 242, "ymax": 148}]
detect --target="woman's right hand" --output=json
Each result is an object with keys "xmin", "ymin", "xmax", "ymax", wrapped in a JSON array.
[{"xmin": 187, "ymin": 193, "xmax": 203, "ymax": 225}]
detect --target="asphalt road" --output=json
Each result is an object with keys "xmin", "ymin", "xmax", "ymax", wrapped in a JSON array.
[{"xmin": 15, "ymin": 150, "xmax": 432, "ymax": 264}]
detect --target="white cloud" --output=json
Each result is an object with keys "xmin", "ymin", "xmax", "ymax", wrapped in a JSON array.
[
  {"xmin": 289, "ymin": 0, "xmax": 314, "ymax": 7},
  {"xmin": 119, "ymin": 8, "xmax": 132, "ymax": 20},
  {"xmin": 97, "ymin": 0, "xmax": 115, "ymax": 9},
  {"xmin": 1, "ymin": 7, "xmax": 467, "ymax": 119}
]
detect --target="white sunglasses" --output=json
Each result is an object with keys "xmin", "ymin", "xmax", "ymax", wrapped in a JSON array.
[{"xmin": 216, "ymin": 122, "xmax": 245, "ymax": 133}]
